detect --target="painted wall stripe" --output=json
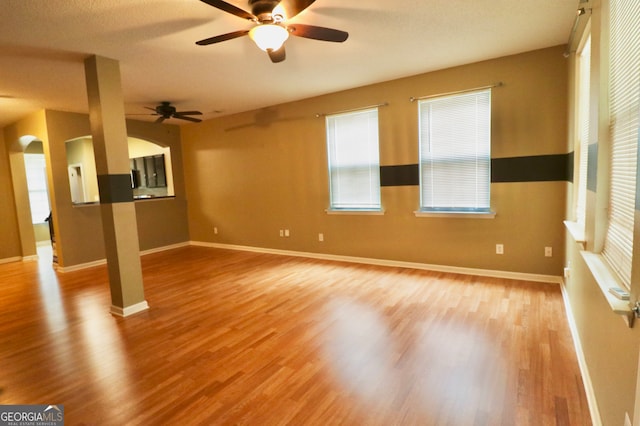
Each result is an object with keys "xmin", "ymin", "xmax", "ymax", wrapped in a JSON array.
[
  {"xmin": 491, "ymin": 154, "xmax": 571, "ymax": 183},
  {"xmin": 97, "ymin": 174, "xmax": 133, "ymax": 203},
  {"xmin": 587, "ymin": 143, "xmax": 598, "ymax": 192},
  {"xmin": 378, "ymin": 153, "xmax": 572, "ymax": 187},
  {"xmin": 380, "ymin": 164, "xmax": 419, "ymax": 186}
]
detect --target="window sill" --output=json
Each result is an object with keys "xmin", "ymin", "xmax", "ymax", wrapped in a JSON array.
[
  {"xmin": 134, "ymin": 195, "xmax": 176, "ymax": 201},
  {"xmin": 414, "ymin": 210, "xmax": 496, "ymax": 219},
  {"xmin": 563, "ymin": 220, "xmax": 586, "ymax": 246},
  {"xmin": 326, "ymin": 209, "xmax": 385, "ymax": 216},
  {"xmin": 580, "ymin": 251, "xmax": 633, "ymax": 326}
]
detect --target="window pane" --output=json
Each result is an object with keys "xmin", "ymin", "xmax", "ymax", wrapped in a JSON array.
[
  {"xmin": 602, "ymin": 0, "xmax": 640, "ymax": 287},
  {"xmin": 419, "ymin": 89, "xmax": 491, "ymax": 212},
  {"xmin": 326, "ymin": 108, "xmax": 381, "ymax": 210}
]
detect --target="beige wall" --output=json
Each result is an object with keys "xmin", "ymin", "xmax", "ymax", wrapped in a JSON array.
[
  {"xmin": 182, "ymin": 46, "xmax": 568, "ymax": 276},
  {"xmin": 0, "ymin": 130, "xmax": 22, "ymax": 260},
  {"xmin": 1, "ymin": 109, "xmax": 189, "ymax": 267},
  {"xmin": 562, "ymin": 0, "xmax": 640, "ymax": 424}
]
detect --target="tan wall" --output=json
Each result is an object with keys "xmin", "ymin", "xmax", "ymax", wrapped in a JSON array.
[
  {"xmin": 0, "ymin": 130, "xmax": 22, "ymax": 260},
  {"xmin": 562, "ymin": 0, "xmax": 640, "ymax": 424},
  {"xmin": 2, "ymin": 110, "xmax": 189, "ymax": 267},
  {"xmin": 34, "ymin": 223, "xmax": 50, "ymax": 243},
  {"xmin": 182, "ymin": 46, "xmax": 568, "ymax": 276}
]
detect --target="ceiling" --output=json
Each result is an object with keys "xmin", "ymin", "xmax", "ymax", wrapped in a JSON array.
[{"xmin": 0, "ymin": 0, "xmax": 580, "ymax": 129}]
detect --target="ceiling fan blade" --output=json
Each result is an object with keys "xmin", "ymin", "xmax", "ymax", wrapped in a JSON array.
[
  {"xmin": 268, "ymin": 46, "xmax": 286, "ymax": 63},
  {"xmin": 173, "ymin": 114, "xmax": 203, "ymax": 123},
  {"xmin": 288, "ymin": 24, "xmax": 348, "ymax": 42},
  {"xmin": 145, "ymin": 106, "xmax": 158, "ymax": 112},
  {"xmin": 175, "ymin": 110, "xmax": 203, "ymax": 116},
  {"xmin": 199, "ymin": 0, "xmax": 255, "ymax": 21},
  {"xmin": 155, "ymin": 116, "xmax": 166, "ymax": 123},
  {"xmin": 274, "ymin": 0, "xmax": 316, "ymax": 20},
  {"xmin": 196, "ymin": 30, "xmax": 250, "ymax": 45}
]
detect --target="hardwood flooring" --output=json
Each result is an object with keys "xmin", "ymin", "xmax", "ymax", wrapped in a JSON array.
[{"xmin": 0, "ymin": 246, "xmax": 591, "ymax": 425}]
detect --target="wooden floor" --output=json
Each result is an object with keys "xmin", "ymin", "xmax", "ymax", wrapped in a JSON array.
[{"xmin": 0, "ymin": 246, "xmax": 591, "ymax": 425}]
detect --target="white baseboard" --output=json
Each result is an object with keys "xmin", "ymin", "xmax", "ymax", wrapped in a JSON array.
[
  {"xmin": 140, "ymin": 241, "xmax": 190, "ymax": 256},
  {"xmin": 559, "ymin": 278, "xmax": 602, "ymax": 425},
  {"xmin": 0, "ymin": 256, "xmax": 22, "ymax": 265},
  {"xmin": 22, "ymin": 255, "xmax": 39, "ymax": 262},
  {"xmin": 57, "ymin": 241, "xmax": 190, "ymax": 273},
  {"xmin": 110, "ymin": 300, "xmax": 149, "ymax": 317},
  {"xmin": 189, "ymin": 241, "xmax": 563, "ymax": 284},
  {"xmin": 57, "ymin": 258, "xmax": 106, "ymax": 273}
]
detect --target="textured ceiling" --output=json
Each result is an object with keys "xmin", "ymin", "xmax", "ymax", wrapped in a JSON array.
[{"xmin": 0, "ymin": 0, "xmax": 579, "ymax": 128}]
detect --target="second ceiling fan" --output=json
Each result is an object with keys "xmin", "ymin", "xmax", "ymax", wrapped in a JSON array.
[{"xmin": 196, "ymin": 0, "xmax": 348, "ymax": 63}]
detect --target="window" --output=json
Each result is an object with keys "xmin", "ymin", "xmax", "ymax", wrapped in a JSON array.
[
  {"xmin": 326, "ymin": 108, "xmax": 381, "ymax": 211},
  {"xmin": 601, "ymin": 0, "xmax": 640, "ymax": 288},
  {"xmin": 24, "ymin": 153, "xmax": 51, "ymax": 224},
  {"xmin": 575, "ymin": 34, "xmax": 591, "ymax": 229},
  {"xmin": 418, "ymin": 89, "xmax": 491, "ymax": 213}
]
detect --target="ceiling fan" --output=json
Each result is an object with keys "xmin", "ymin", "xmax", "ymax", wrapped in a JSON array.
[
  {"xmin": 196, "ymin": 0, "xmax": 349, "ymax": 63},
  {"xmin": 145, "ymin": 102, "xmax": 203, "ymax": 123}
]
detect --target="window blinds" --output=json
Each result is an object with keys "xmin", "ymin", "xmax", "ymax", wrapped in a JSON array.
[
  {"xmin": 418, "ymin": 89, "xmax": 491, "ymax": 212},
  {"xmin": 576, "ymin": 35, "xmax": 591, "ymax": 228},
  {"xmin": 602, "ymin": 0, "xmax": 640, "ymax": 287},
  {"xmin": 326, "ymin": 108, "xmax": 381, "ymax": 210}
]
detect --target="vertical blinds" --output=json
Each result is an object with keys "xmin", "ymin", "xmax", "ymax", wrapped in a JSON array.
[
  {"xmin": 576, "ymin": 35, "xmax": 591, "ymax": 228},
  {"xmin": 326, "ymin": 108, "xmax": 381, "ymax": 209},
  {"xmin": 419, "ymin": 89, "xmax": 491, "ymax": 212},
  {"xmin": 602, "ymin": 0, "xmax": 640, "ymax": 287}
]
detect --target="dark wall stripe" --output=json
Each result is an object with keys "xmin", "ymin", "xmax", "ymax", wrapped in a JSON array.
[
  {"xmin": 98, "ymin": 174, "xmax": 134, "ymax": 204},
  {"xmin": 380, "ymin": 164, "xmax": 419, "ymax": 186},
  {"xmin": 491, "ymin": 153, "xmax": 571, "ymax": 183},
  {"xmin": 566, "ymin": 151, "xmax": 574, "ymax": 183},
  {"xmin": 587, "ymin": 143, "xmax": 598, "ymax": 192},
  {"xmin": 379, "ymin": 153, "xmax": 572, "ymax": 186}
]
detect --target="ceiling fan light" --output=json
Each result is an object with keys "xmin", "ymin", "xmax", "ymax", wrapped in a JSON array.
[{"xmin": 249, "ymin": 24, "xmax": 289, "ymax": 52}]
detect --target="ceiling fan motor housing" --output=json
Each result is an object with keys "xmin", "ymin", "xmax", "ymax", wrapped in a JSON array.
[
  {"xmin": 156, "ymin": 101, "xmax": 177, "ymax": 117},
  {"xmin": 249, "ymin": 0, "xmax": 280, "ymax": 20}
]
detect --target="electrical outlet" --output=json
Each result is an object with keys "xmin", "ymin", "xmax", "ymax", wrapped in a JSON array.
[
  {"xmin": 318, "ymin": 233, "xmax": 324, "ymax": 242},
  {"xmin": 214, "ymin": 227, "xmax": 218, "ymax": 235},
  {"xmin": 496, "ymin": 244, "xmax": 504, "ymax": 255},
  {"xmin": 545, "ymin": 246, "xmax": 552, "ymax": 257},
  {"xmin": 279, "ymin": 229, "xmax": 284, "ymax": 237}
]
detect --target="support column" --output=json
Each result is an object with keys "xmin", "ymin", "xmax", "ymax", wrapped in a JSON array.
[{"xmin": 84, "ymin": 55, "xmax": 148, "ymax": 317}]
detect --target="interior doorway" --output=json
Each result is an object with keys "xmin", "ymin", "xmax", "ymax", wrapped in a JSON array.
[{"xmin": 14, "ymin": 137, "xmax": 54, "ymax": 263}]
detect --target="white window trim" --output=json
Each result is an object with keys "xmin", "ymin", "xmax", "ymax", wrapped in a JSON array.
[
  {"xmin": 581, "ymin": 251, "xmax": 633, "ymax": 325},
  {"xmin": 564, "ymin": 220, "xmax": 587, "ymax": 246},
  {"xmin": 414, "ymin": 210, "xmax": 495, "ymax": 219},
  {"xmin": 326, "ymin": 208, "xmax": 385, "ymax": 216}
]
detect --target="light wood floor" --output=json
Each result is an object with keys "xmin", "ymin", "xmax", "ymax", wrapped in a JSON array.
[{"xmin": 0, "ymin": 246, "xmax": 591, "ymax": 425}]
